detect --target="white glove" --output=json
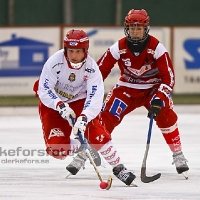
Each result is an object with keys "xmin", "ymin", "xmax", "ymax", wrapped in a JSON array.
[
  {"xmin": 57, "ymin": 102, "xmax": 76, "ymax": 126},
  {"xmin": 73, "ymin": 115, "xmax": 88, "ymax": 137}
]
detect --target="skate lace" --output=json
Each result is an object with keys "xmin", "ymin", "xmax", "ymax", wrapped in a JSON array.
[
  {"xmin": 70, "ymin": 156, "xmax": 86, "ymax": 170},
  {"xmin": 172, "ymin": 153, "xmax": 188, "ymax": 167},
  {"xmin": 117, "ymin": 169, "xmax": 134, "ymax": 181}
]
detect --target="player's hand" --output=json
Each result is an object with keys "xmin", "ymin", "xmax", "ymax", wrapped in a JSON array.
[
  {"xmin": 73, "ymin": 115, "xmax": 88, "ymax": 137},
  {"xmin": 147, "ymin": 98, "xmax": 163, "ymax": 118},
  {"xmin": 57, "ymin": 102, "xmax": 76, "ymax": 126}
]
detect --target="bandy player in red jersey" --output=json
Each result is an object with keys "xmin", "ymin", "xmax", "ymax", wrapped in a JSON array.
[{"xmin": 67, "ymin": 9, "xmax": 189, "ymax": 185}]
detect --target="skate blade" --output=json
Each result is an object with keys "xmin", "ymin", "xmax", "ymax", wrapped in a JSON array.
[
  {"xmin": 182, "ymin": 171, "xmax": 188, "ymax": 179},
  {"xmin": 65, "ymin": 172, "xmax": 72, "ymax": 179},
  {"xmin": 106, "ymin": 175, "xmax": 113, "ymax": 190},
  {"xmin": 130, "ymin": 181, "xmax": 138, "ymax": 187}
]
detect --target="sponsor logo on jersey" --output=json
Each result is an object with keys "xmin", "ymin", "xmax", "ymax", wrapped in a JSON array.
[
  {"xmin": 95, "ymin": 134, "xmax": 105, "ymax": 142},
  {"xmin": 85, "ymin": 68, "xmax": 95, "ymax": 73},
  {"xmin": 52, "ymin": 62, "xmax": 63, "ymax": 68},
  {"xmin": 83, "ymin": 85, "xmax": 97, "ymax": 109},
  {"xmin": 127, "ymin": 65, "xmax": 151, "ymax": 76},
  {"xmin": 119, "ymin": 49, "xmax": 127, "ymax": 54},
  {"xmin": 122, "ymin": 58, "xmax": 131, "ymax": 67},
  {"xmin": 48, "ymin": 128, "xmax": 65, "ymax": 139},
  {"xmin": 68, "ymin": 73, "xmax": 75, "ymax": 82},
  {"xmin": 158, "ymin": 83, "xmax": 172, "ymax": 97},
  {"xmin": 55, "ymin": 88, "xmax": 74, "ymax": 99},
  {"xmin": 43, "ymin": 78, "xmax": 58, "ymax": 99},
  {"xmin": 147, "ymin": 49, "xmax": 155, "ymax": 55}
]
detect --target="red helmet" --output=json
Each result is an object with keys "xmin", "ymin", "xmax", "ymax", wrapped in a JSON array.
[
  {"xmin": 64, "ymin": 29, "xmax": 89, "ymax": 52},
  {"xmin": 124, "ymin": 9, "xmax": 150, "ymax": 44}
]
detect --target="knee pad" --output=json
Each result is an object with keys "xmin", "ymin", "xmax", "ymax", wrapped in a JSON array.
[{"xmin": 155, "ymin": 108, "xmax": 178, "ymax": 128}]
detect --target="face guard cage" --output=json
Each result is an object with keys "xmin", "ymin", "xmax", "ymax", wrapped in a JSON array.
[{"xmin": 124, "ymin": 22, "xmax": 150, "ymax": 44}]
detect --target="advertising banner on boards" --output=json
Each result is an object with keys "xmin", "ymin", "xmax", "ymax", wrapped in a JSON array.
[
  {"xmin": 0, "ymin": 26, "xmax": 178, "ymax": 95},
  {"xmin": 0, "ymin": 27, "xmax": 60, "ymax": 95},
  {"xmin": 173, "ymin": 27, "xmax": 200, "ymax": 94}
]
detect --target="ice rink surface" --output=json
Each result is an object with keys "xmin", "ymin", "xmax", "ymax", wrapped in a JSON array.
[{"xmin": 0, "ymin": 105, "xmax": 200, "ymax": 200}]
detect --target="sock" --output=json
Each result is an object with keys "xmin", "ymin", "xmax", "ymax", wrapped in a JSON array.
[
  {"xmin": 99, "ymin": 141, "xmax": 122, "ymax": 168},
  {"xmin": 160, "ymin": 123, "xmax": 182, "ymax": 153},
  {"xmin": 69, "ymin": 138, "xmax": 81, "ymax": 155}
]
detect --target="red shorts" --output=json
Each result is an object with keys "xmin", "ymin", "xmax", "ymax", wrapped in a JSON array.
[
  {"xmin": 85, "ymin": 85, "xmax": 178, "ymax": 150},
  {"xmin": 39, "ymin": 98, "xmax": 85, "ymax": 159}
]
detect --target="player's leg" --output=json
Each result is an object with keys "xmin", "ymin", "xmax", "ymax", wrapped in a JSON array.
[
  {"xmin": 39, "ymin": 101, "xmax": 77, "ymax": 159},
  {"xmin": 145, "ymin": 94, "xmax": 189, "ymax": 176},
  {"xmin": 86, "ymin": 86, "xmax": 137, "ymax": 185},
  {"xmin": 63, "ymin": 99, "xmax": 101, "ymax": 175}
]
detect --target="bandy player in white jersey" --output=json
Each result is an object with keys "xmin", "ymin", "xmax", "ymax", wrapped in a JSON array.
[{"xmin": 33, "ymin": 29, "xmax": 105, "ymax": 170}]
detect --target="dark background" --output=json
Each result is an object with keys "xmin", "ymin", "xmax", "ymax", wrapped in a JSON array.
[{"xmin": 0, "ymin": 0, "xmax": 200, "ymax": 26}]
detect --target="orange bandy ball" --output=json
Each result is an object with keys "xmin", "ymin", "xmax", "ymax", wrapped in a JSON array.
[{"xmin": 99, "ymin": 181, "xmax": 108, "ymax": 189}]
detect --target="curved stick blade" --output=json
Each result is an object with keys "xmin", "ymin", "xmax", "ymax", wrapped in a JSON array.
[
  {"xmin": 141, "ymin": 167, "xmax": 161, "ymax": 183},
  {"xmin": 106, "ymin": 175, "xmax": 113, "ymax": 190}
]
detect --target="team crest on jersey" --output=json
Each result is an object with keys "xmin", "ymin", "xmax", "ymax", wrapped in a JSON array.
[{"xmin": 68, "ymin": 73, "xmax": 75, "ymax": 82}]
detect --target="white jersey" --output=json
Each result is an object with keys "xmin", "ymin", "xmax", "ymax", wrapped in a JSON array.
[{"xmin": 38, "ymin": 49, "xmax": 104, "ymax": 122}]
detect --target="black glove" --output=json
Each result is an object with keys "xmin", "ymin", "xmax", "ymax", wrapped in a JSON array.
[{"xmin": 147, "ymin": 99, "xmax": 163, "ymax": 118}]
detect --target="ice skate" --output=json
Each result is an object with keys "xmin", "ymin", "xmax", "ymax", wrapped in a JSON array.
[
  {"xmin": 66, "ymin": 153, "xmax": 86, "ymax": 177},
  {"xmin": 172, "ymin": 152, "xmax": 189, "ymax": 179},
  {"xmin": 113, "ymin": 164, "xmax": 137, "ymax": 186},
  {"xmin": 66, "ymin": 139, "xmax": 101, "ymax": 177}
]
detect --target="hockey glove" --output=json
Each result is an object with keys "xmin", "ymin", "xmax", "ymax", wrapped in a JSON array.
[
  {"xmin": 73, "ymin": 115, "xmax": 88, "ymax": 138},
  {"xmin": 57, "ymin": 102, "xmax": 76, "ymax": 126},
  {"xmin": 147, "ymin": 98, "xmax": 163, "ymax": 118}
]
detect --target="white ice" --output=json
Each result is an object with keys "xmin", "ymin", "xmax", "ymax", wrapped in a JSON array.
[{"xmin": 0, "ymin": 105, "xmax": 200, "ymax": 200}]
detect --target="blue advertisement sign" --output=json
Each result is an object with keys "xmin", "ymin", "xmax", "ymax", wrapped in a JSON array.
[
  {"xmin": 0, "ymin": 34, "xmax": 53, "ymax": 77},
  {"xmin": 184, "ymin": 39, "xmax": 200, "ymax": 69}
]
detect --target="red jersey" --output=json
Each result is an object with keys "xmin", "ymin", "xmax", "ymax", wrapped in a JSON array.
[{"xmin": 97, "ymin": 35, "xmax": 175, "ymax": 99}]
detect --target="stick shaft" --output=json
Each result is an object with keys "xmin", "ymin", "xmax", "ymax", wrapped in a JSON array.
[
  {"xmin": 141, "ymin": 116, "xmax": 161, "ymax": 183},
  {"xmin": 77, "ymin": 132, "xmax": 104, "ymax": 182}
]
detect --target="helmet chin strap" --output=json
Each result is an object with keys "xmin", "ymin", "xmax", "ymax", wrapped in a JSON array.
[{"xmin": 70, "ymin": 58, "xmax": 86, "ymax": 69}]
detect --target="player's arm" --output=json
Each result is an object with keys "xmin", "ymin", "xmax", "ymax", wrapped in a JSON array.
[
  {"xmin": 82, "ymin": 63, "xmax": 104, "ymax": 122},
  {"xmin": 73, "ymin": 62, "xmax": 104, "ymax": 136},
  {"xmin": 38, "ymin": 64, "xmax": 76, "ymax": 126},
  {"xmin": 154, "ymin": 43, "xmax": 175, "ymax": 99},
  {"xmin": 38, "ymin": 63, "xmax": 61, "ymax": 110},
  {"xmin": 97, "ymin": 42, "xmax": 120, "ymax": 81},
  {"xmin": 147, "ymin": 43, "xmax": 175, "ymax": 119}
]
